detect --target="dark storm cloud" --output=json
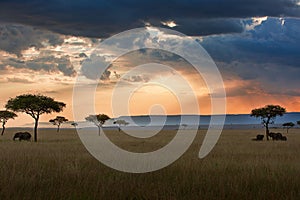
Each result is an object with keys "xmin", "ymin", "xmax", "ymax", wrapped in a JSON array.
[
  {"xmin": 0, "ymin": 24, "xmax": 64, "ymax": 56},
  {"xmin": 152, "ymin": 18, "xmax": 245, "ymax": 36},
  {"xmin": 100, "ymin": 70, "xmax": 111, "ymax": 81},
  {"xmin": 200, "ymin": 18, "xmax": 300, "ymax": 67},
  {"xmin": 80, "ymin": 54, "xmax": 109, "ymax": 80},
  {"xmin": 0, "ymin": 0, "xmax": 299, "ymax": 37},
  {"xmin": 0, "ymin": 55, "xmax": 77, "ymax": 77},
  {"xmin": 198, "ymin": 17, "xmax": 300, "ymax": 96}
]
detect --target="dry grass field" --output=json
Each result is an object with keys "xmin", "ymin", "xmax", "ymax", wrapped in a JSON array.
[{"xmin": 0, "ymin": 127, "xmax": 300, "ymax": 200}]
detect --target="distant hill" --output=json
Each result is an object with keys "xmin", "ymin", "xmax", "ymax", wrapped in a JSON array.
[
  {"xmin": 20, "ymin": 112, "xmax": 300, "ymax": 128},
  {"xmin": 116, "ymin": 112, "xmax": 300, "ymax": 126}
]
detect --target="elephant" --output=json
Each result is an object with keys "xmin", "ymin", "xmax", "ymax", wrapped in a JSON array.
[
  {"xmin": 252, "ymin": 134, "xmax": 264, "ymax": 141},
  {"xmin": 256, "ymin": 134, "xmax": 264, "ymax": 140},
  {"xmin": 13, "ymin": 132, "xmax": 31, "ymax": 141},
  {"xmin": 268, "ymin": 132, "xmax": 287, "ymax": 141},
  {"xmin": 282, "ymin": 136, "xmax": 287, "ymax": 141},
  {"xmin": 268, "ymin": 132, "xmax": 279, "ymax": 140}
]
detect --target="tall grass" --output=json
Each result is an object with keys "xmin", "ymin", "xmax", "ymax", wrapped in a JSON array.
[{"xmin": 0, "ymin": 128, "xmax": 300, "ymax": 199}]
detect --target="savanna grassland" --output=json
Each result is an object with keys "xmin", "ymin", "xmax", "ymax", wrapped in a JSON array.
[{"xmin": 0, "ymin": 128, "xmax": 300, "ymax": 200}]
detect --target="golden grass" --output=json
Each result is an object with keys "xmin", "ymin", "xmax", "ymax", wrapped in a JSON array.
[{"xmin": 1, "ymin": 128, "xmax": 300, "ymax": 200}]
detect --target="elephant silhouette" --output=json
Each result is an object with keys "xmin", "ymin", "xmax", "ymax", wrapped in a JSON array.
[
  {"xmin": 252, "ymin": 134, "xmax": 264, "ymax": 141},
  {"xmin": 268, "ymin": 132, "xmax": 287, "ymax": 141},
  {"xmin": 13, "ymin": 132, "xmax": 31, "ymax": 141}
]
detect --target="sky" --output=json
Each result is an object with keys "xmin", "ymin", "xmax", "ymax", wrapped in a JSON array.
[{"xmin": 0, "ymin": 0, "xmax": 300, "ymax": 126}]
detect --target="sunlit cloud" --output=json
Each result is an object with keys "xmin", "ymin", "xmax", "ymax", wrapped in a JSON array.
[
  {"xmin": 161, "ymin": 20, "xmax": 178, "ymax": 28},
  {"xmin": 245, "ymin": 16, "xmax": 268, "ymax": 30},
  {"xmin": 6, "ymin": 77, "xmax": 34, "ymax": 84}
]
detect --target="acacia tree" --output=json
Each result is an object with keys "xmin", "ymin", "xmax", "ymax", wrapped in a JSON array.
[
  {"xmin": 113, "ymin": 119, "xmax": 129, "ymax": 132},
  {"xmin": 181, "ymin": 124, "xmax": 188, "ymax": 129},
  {"xmin": 49, "ymin": 116, "xmax": 68, "ymax": 132},
  {"xmin": 6, "ymin": 94, "xmax": 66, "ymax": 142},
  {"xmin": 250, "ymin": 105, "xmax": 286, "ymax": 140},
  {"xmin": 0, "ymin": 110, "xmax": 17, "ymax": 135},
  {"xmin": 71, "ymin": 122, "xmax": 78, "ymax": 129},
  {"xmin": 85, "ymin": 114, "xmax": 110, "ymax": 135},
  {"xmin": 282, "ymin": 122, "xmax": 295, "ymax": 134}
]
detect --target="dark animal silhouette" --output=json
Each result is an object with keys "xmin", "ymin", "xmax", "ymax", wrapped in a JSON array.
[
  {"xmin": 268, "ymin": 132, "xmax": 287, "ymax": 141},
  {"xmin": 13, "ymin": 132, "xmax": 31, "ymax": 141},
  {"xmin": 252, "ymin": 134, "xmax": 264, "ymax": 141}
]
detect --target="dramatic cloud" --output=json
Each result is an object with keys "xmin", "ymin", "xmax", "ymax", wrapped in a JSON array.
[
  {"xmin": 198, "ymin": 17, "xmax": 300, "ymax": 97},
  {"xmin": 0, "ymin": 0, "xmax": 299, "ymax": 37},
  {"xmin": 100, "ymin": 70, "xmax": 112, "ymax": 81},
  {"xmin": 80, "ymin": 54, "xmax": 110, "ymax": 80},
  {"xmin": 0, "ymin": 24, "xmax": 64, "ymax": 56},
  {"xmin": 0, "ymin": 0, "xmax": 300, "ymax": 121},
  {"xmin": 123, "ymin": 75, "xmax": 150, "ymax": 83},
  {"xmin": 200, "ymin": 17, "xmax": 300, "ymax": 67},
  {"xmin": 6, "ymin": 77, "xmax": 34, "ymax": 84},
  {"xmin": 0, "ymin": 55, "xmax": 76, "ymax": 77}
]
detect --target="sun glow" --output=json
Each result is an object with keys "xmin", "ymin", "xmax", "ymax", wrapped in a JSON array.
[{"xmin": 128, "ymin": 84, "xmax": 181, "ymax": 115}]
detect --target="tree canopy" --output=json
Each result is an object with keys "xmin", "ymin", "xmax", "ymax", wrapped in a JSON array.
[
  {"xmin": 71, "ymin": 122, "xmax": 78, "ymax": 127},
  {"xmin": 86, "ymin": 114, "xmax": 110, "ymax": 135},
  {"xmin": 250, "ymin": 105, "xmax": 286, "ymax": 140},
  {"xmin": 0, "ymin": 110, "xmax": 17, "ymax": 135},
  {"xmin": 6, "ymin": 94, "xmax": 66, "ymax": 142},
  {"xmin": 49, "ymin": 116, "xmax": 68, "ymax": 132},
  {"xmin": 282, "ymin": 122, "xmax": 295, "ymax": 134},
  {"xmin": 6, "ymin": 94, "xmax": 65, "ymax": 119},
  {"xmin": 113, "ymin": 119, "xmax": 129, "ymax": 131}
]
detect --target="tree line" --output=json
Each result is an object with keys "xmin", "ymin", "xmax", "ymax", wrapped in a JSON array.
[
  {"xmin": 1, "ymin": 94, "xmax": 300, "ymax": 142},
  {"xmin": 0, "ymin": 94, "xmax": 113, "ymax": 142}
]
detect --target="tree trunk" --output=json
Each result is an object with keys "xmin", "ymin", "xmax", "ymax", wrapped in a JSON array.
[
  {"xmin": 57, "ymin": 124, "xmax": 60, "ymax": 132},
  {"xmin": 98, "ymin": 126, "xmax": 101, "ymax": 136},
  {"xmin": 266, "ymin": 124, "xmax": 269, "ymax": 140},
  {"xmin": 34, "ymin": 116, "xmax": 39, "ymax": 142},
  {"xmin": 1, "ymin": 122, "xmax": 5, "ymax": 136}
]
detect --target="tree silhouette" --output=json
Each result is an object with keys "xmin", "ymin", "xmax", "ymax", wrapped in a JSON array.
[
  {"xmin": 71, "ymin": 122, "xmax": 78, "ymax": 129},
  {"xmin": 282, "ymin": 122, "xmax": 295, "ymax": 134},
  {"xmin": 6, "ymin": 94, "xmax": 66, "ymax": 142},
  {"xmin": 85, "ymin": 114, "xmax": 110, "ymax": 135},
  {"xmin": 49, "ymin": 116, "xmax": 68, "ymax": 132},
  {"xmin": 0, "ymin": 110, "xmax": 17, "ymax": 135},
  {"xmin": 297, "ymin": 121, "xmax": 300, "ymax": 126},
  {"xmin": 250, "ymin": 105, "xmax": 286, "ymax": 140},
  {"xmin": 181, "ymin": 124, "xmax": 188, "ymax": 129},
  {"xmin": 113, "ymin": 119, "xmax": 129, "ymax": 132}
]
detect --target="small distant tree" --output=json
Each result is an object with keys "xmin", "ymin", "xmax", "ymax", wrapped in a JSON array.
[
  {"xmin": 71, "ymin": 122, "xmax": 78, "ymax": 129},
  {"xmin": 250, "ymin": 105, "xmax": 286, "ymax": 140},
  {"xmin": 282, "ymin": 122, "xmax": 295, "ymax": 134},
  {"xmin": 0, "ymin": 110, "xmax": 17, "ymax": 135},
  {"xmin": 85, "ymin": 114, "xmax": 110, "ymax": 135},
  {"xmin": 49, "ymin": 116, "xmax": 68, "ymax": 132},
  {"xmin": 181, "ymin": 124, "xmax": 188, "ymax": 129},
  {"xmin": 113, "ymin": 119, "xmax": 129, "ymax": 132},
  {"xmin": 6, "ymin": 94, "xmax": 66, "ymax": 142}
]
